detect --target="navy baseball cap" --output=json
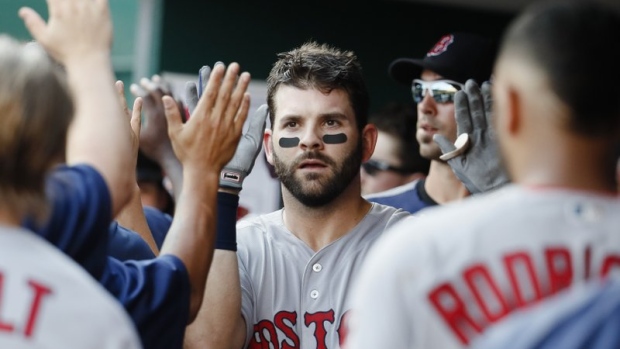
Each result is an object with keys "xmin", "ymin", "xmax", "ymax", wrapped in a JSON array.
[{"xmin": 389, "ymin": 32, "xmax": 497, "ymax": 85}]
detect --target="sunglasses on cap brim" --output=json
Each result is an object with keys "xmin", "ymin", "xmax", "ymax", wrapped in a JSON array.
[
  {"xmin": 361, "ymin": 159, "xmax": 412, "ymax": 176},
  {"xmin": 412, "ymin": 79, "xmax": 464, "ymax": 104}
]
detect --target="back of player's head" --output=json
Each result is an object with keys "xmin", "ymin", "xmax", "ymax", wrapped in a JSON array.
[
  {"xmin": 0, "ymin": 35, "xmax": 73, "ymax": 216},
  {"xmin": 266, "ymin": 41, "xmax": 370, "ymax": 131},
  {"xmin": 499, "ymin": 0, "xmax": 620, "ymax": 138}
]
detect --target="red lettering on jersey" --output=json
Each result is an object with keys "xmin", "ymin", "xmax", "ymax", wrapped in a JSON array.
[
  {"xmin": 601, "ymin": 255, "xmax": 620, "ymax": 277},
  {"xmin": 428, "ymin": 283, "xmax": 482, "ymax": 345},
  {"xmin": 545, "ymin": 248, "xmax": 573, "ymax": 295},
  {"xmin": 337, "ymin": 310, "xmax": 350, "ymax": 347},
  {"xmin": 274, "ymin": 311, "xmax": 299, "ymax": 349},
  {"xmin": 248, "ymin": 320, "xmax": 279, "ymax": 349},
  {"xmin": 0, "ymin": 273, "xmax": 14, "ymax": 333},
  {"xmin": 464, "ymin": 264, "xmax": 510, "ymax": 323},
  {"xmin": 304, "ymin": 310, "xmax": 335, "ymax": 349},
  {"xmin": 24, "ymin": 280, "xmax": 52, "ymax": 338},
  {"xmin": 504, "ymin": 252, "xmax": 543, "ymax": 306}
]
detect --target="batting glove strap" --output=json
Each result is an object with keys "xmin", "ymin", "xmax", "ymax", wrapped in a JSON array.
[{"xmin": 219, "ymin": 168, "xmax": 248, "ymax": 190}]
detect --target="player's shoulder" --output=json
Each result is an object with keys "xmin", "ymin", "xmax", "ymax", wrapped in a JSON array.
[
  {"xmin": 366, "ymin": 202, "xmax": 411, "ymax": 227},
  {"xmin": 236, "ymin": 209, "xmax": 285, "ymax": 241},
  {"xmin": 237, "ymin": 209, "xmax": 282, "ymax": 230}
]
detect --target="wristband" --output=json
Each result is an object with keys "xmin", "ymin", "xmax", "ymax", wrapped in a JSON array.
[{"xmin": 216, "ymin": 191, "xmax": 239, "ymax": 251}]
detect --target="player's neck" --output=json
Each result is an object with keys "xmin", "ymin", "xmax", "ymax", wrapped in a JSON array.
[
  {"xmin": 281, "ymin": 182, "xmax": 371, "ymax": 252},
  {"xmin": 514, "ymin": 145, "xmax": 618, "ymax": 195},
  {"xmin": 0, "ymin": 208, "xmax": 20, "ymax": 226},
  {"xmin": 424, "ymin": 160, "xmax": 469, "ymax": 204}
]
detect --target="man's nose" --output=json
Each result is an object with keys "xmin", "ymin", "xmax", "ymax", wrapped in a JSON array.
[{"xmin": 299, "ymin": 127, "xmax": 322, "ymax": 150}]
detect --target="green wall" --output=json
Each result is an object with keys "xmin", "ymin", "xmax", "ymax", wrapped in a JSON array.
[
  {"xmin": 159, "ymin": 0, "xmax": 514, "ymax": 112},
  {"xmin": 0, "ymin": 0, "xmax": 139, "ymax": 97}
]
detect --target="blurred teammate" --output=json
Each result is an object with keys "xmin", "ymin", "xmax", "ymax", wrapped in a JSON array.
[
  {"xmin": 346, "ymin": 1, "xmax": 620, "ymax": 348},
  {"xmin": 361, "ymin": 102, "xmax": 429, "ymax": 195},
  {"xmin": 0, "ymin": 13, "xmax": 141, "ymax": 349}
]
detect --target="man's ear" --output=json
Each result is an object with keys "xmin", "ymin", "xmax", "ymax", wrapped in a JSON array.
[
  {"xmin": 264, "ymin": 129, "xmax": 274, "ymax": 166},
  {"xmin": 493, "ymin": 81, "xmax": 521, "ymax": 138},
  {"xmin": 361, "ymin": 124, "xmax": 378, "ymax": 162},
  {"xmin": 505, "ymin": 87, "xmax": 521, "ymax": 136},
  {"xmin": 500, "ymin": 86, "xmax": 523, "ymax": 136}
]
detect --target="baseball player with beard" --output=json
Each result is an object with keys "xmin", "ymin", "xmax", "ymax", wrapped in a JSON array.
[
  {"xmin": 345, "ymin": 1, "xmax": 620, "ymax": 348},
  {"xmin": 183, "ymin": 42, "xmax": 411, "ymax": 349}
]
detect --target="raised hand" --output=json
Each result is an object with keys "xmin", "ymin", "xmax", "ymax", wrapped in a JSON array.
[
  {"xmin": 162, "ymin": 62, "xmax": 251, "ymax": 175},
  {"xmin": 130, "ymin": 75, "xmax": 179, "ymax": 163},
  {"xmin": 433, "ymin": 79, "xmax": 509, "ymax": 194},
  {"xmin": 117, "ymin": 81, "xmax": 143, "ymax": 169},
  {"xmin": 19, "ymin": 0, "xmax": 112, "ymax": 65},
  {"xmin": 184, "ymin": 65, "xmax": 212, "ymax": 116}
]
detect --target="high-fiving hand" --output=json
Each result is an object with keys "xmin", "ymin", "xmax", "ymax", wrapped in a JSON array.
[
  {"xmin": 161, "ymin": 63, "xmax": 251, "ymax": 176},
  {"xmin": 19, "ymin": 0, "xmax": 112, "ymax": 65},
  {"xmin": 433, "ymin": 79, "xmax": 509, "ymax": 194}
]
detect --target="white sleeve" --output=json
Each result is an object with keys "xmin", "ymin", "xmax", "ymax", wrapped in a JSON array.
[
  {"xmin": 238, "ymin": 254, "xmax": 255, "ymax": 348},
  {"xmin": 345, "ymin": 226, "xmax": 415, "ymax": 349}
]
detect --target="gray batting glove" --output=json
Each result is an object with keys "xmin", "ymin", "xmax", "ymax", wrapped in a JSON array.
[
  {"xmin": 433, "ymin": 79, "xmax": 509, "ymax": 194},
  {"xmin": 220, "ymin": 104, "xmax": 268, "ymax": 190},
  {"xmin": 184, "ymin": 65, "xmax": 211, "ymax": 116}
]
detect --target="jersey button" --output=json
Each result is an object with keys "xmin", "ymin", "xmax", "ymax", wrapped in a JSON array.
[
  {"xmin": 312, "ymin": 263, "xmax": 322, "ymax": 272},
  {"xmin": 310, "ymin": 290, "xmax": 320, "ymax": 299}
]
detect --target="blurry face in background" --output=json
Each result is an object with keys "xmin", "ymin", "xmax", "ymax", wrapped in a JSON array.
[
  {"xmin": 361, "ymin": 131, "xmax": 413, "ymax": 195},
  {"xmin": 416, "ymin": 70, "xmax": 458, "ymax": 161}
]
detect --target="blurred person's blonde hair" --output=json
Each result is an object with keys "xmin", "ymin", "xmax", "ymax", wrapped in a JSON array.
[{"xmin": 0, "ymin": 35, "xmax": 73, "ymax": 220}]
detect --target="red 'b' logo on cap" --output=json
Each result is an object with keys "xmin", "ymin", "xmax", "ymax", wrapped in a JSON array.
[{"xmin": 427, "ymin": 34, "xmax": 454, "ymax": 57}]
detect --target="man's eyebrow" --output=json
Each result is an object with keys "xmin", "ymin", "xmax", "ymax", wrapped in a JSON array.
[
  {"xmin": 278, "ymin": 115, "xmax": 302, "ymax": 125},
  {"xmin": 319, "ymin": 113, "xmax": 348, "ymax": 121}
]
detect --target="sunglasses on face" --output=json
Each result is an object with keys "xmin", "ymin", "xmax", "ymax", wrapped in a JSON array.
[
  {"xmin": 411, "ymin": 79, "xmax": 464, "ymax": 104},
  {"xmin": 361, "ymin": 159, "xmax": 411, "ymax": 177}
]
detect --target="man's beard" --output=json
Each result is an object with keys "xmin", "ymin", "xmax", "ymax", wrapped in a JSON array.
[{"xmin": 273, "ymin": 139, "xmax": 363, "ymax": 207}]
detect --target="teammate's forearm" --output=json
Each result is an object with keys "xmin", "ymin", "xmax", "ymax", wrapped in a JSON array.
[
  {"xmin": 184, "ymin": 250, "xmax": 245, "ymax": 349},
  {"xmin": 159, "ymin": 169, "xmax": 219, "ymax": 321},
  {"xmin": 115, "ymin": 185, "xmax": 159, "ymax": 255},
  {"xmin": 64, "ymin": 54, "xmax": 134, "ymax": 216},
  {"xmin": 184, "ymin": 191, "xmax": 245, "ymax": 349}
]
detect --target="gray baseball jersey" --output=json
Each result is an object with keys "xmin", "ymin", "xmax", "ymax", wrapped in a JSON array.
[
  {"xmin": 346, "ymin": 185, "xmax": 620, "ymax": 349},
  {"xmin": 236, "ymin": 203, "xmax": 409, "ymax": 349},
  {"xmin": 0, "ymin": 226, "xmax": 141, "ymax": 349}
]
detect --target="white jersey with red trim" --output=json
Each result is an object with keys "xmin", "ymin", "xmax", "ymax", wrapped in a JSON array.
[
  {"xmin": 0, "ymin": 225, "xmax": 141, "ymax": 349},
  {"xmin": 236, "ymin": 203, "xmax": 410, "ymax": 349},
  {"xmin": 346, "ymin": 185, "xmax": 620, "ymax": 349}
]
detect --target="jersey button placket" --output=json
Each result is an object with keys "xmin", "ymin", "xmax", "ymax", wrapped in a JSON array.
[
  {"xmin": 310, "ymin": 290, "xmax": 320, "ymax": 299},
  {"xmin": 312, "ymin": 263, "xmax": 322, "ymax": 272}
]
